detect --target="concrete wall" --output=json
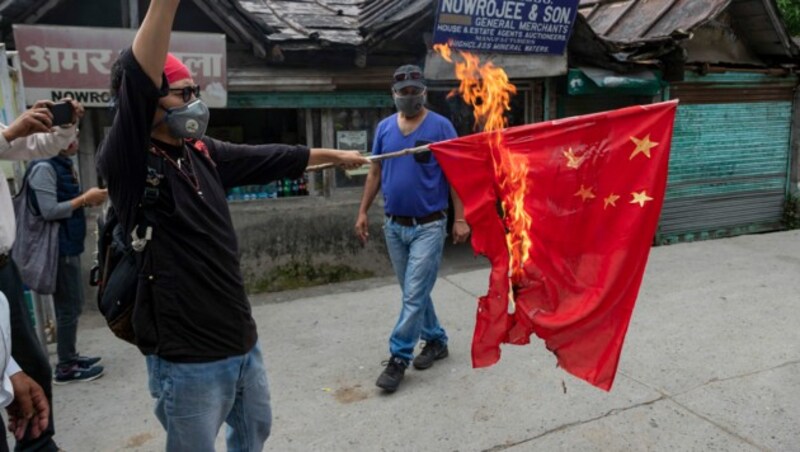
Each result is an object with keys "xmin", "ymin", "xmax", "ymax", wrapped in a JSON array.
[
  {"xmin": 792, "ymin": 88, "xmax": 800, "ymax": 195},
  {"xmin": 230, "ymin": 190, "xmax": 393, "ymax": 291},
  {"xmin": 80, "ymin": 189, "xmax": 393, "ymax": 310}
]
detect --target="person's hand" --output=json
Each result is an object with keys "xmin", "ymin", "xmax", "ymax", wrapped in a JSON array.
[
  {"xmin": 1, "ymin": 104, "xmax": 54, "ymax": 142},
  {"xmin": 82, "ymin": 187, "xmax": 108, "ymax": 207},
  {"xmin": 30, "ymin": 100, "xmax": 54, "ymax": 110},
  {"xmin": 337, "ymin": 151, "xmax": 370, "ymax": 170},
  {"xmin": 61, "ymin": 97, "xmax": 85, "ymax": 124},
  {"xmin": 6, "ymin": 372, "xmax": 49, "ymax": 440},
  {"xmin": 452, "ymin": 219, "xmax": 471, "ymax": 244},
  {"xmin": 355, "ymin": 212, "xmax": 370, "ymax": 244}
]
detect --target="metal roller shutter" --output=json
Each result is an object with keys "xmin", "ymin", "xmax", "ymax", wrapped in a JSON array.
[{"xmin": 658, "ymin": 72, "xmax": 797, "ymax": 244}]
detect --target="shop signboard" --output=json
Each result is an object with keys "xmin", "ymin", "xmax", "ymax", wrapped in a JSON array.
[
  {"xmin": 433, "ymin": 0, "xmax": 580, "ymax": 55},
  {"xmin": 13, "ymin": 25, "xmax": 227, "ymax": 108}
]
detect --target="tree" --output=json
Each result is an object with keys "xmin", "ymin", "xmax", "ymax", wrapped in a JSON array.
[{"xmin": 777, "ymin": 0, "xmax": 800, "ymax": 36}]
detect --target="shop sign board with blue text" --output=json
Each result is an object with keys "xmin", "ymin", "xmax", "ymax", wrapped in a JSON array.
[{"xmin": 433, "ymin": 0, "xmax": 580, "ymax": 55}]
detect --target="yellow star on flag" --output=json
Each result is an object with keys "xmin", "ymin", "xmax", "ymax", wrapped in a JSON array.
[
  {"xmin": 630, "ymin": 190, "xmax": 654, "ymax": 207},
  {"xmin": 604, "ymin": 194, "xmax": 620, "ymax": 210},
  {"xmin": 575, "ymin": 185, "xmax": 596, "ymax": 201},
  {"xmin": 629, "ymin": 135, "xmax": 658, "ymax": 160},
  {"xmin": 563, "ymin": 148, "xmax": 586, "ymax": 169}
]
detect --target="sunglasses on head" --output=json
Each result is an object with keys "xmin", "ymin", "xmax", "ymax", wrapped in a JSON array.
[
  {"xmin": 393, "ymin": 71, "xmax": 423, "ymax": 82},
  {"xmin": 169, "ymin": 85, "xmax": 201, "ymax": 103}
]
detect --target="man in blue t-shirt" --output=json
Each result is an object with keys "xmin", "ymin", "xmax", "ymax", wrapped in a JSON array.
[{"xmin": 355, "ymin": 65, "xmax": 471, "ymax": 393}]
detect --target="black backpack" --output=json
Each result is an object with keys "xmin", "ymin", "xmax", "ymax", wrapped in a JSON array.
[{"xmin": 90, "ymin": 153, "xmax": 162, "ymax": 344}]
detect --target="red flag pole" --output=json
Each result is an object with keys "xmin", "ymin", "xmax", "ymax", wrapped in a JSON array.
[{"xmin": 305, "ymin": 143, "xmax": 432, "ymax": 172}]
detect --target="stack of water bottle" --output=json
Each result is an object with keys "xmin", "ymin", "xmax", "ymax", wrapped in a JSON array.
[{"xmin": 227, "ymin": 176, "xmax": 309, "ymax": 201}]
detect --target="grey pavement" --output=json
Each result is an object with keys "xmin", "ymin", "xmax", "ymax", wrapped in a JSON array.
[{"xmin": 9, "ymin": 230, "xmax": 800, "ymax": 451}]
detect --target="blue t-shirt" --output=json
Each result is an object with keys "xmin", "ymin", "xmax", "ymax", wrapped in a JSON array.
[{"xmin": 373, "ymin": 111, "xmax": 458, "ymax": 217}]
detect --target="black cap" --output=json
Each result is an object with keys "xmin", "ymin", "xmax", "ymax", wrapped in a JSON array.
[{"xmin": 392, "ymin": 64, "xmax": 426, "ymax": 91}]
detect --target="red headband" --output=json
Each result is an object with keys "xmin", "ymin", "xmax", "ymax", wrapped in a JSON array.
[{"xmin": 164, "ymin": 53, "xmax": 192, "ymax": 85}]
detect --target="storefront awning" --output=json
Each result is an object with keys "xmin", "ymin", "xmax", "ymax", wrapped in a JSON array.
[
  {"xmin": 227, "ymin": 91, "xmax": 393, "ymax": 109},
  {"xmin": 424, "ymin": 50, "xmax": 567, "ymax": 81}
]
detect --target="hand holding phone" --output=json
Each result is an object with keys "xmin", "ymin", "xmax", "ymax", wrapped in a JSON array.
[{"xmin": 48, "ymin": 101, "xmax": 74, "ymax": 127}]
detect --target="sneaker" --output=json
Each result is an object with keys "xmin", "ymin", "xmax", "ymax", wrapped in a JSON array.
[
  {"xmin": 375, "ymin": 357, "xmax": 407, "ymax": 393},
  {"xmin": 54, "ymin": 364, "xmax": 104, "ymax": 385},
  {"xmin": 75, "ymin": 355, "xmax": 102, "ymax": 368},
  {"xmin": 413, "ymin": 340, "xmax": 449, "ymax": 370}
]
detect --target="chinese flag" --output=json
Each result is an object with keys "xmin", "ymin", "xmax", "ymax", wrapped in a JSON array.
[{"xmin": 430, "ymin": 101, "xmax": 678, "ymax": 390}]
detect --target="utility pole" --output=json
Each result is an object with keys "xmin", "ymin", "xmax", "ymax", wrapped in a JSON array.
[
  {"xmin": 130, "ymin": 0, "xmax": 139, "ymax": 28},
  {"xmin": 122, "ymin": 0, "xmax": 139, "ymax": 28}
]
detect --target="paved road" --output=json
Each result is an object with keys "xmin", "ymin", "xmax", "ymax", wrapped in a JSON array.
[{"xmin": 10, "ymin": 230, "xmax": 800, "ymax": 451}]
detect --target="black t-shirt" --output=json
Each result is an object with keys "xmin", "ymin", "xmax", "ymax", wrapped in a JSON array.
[{"xmin": 96, "ymin": 49, "xmax": 310, "ymax": 361}]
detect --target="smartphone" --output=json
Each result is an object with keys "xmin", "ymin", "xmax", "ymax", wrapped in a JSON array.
[{"xmin": 48, "ymin": 101, "xmax": 74, "ymax": 126}]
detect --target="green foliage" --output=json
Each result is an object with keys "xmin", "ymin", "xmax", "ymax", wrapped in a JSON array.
[
  {"xmin": 777, "ymin": 0, "xmax": 800, "ymax": 36},
  {"xmin": 783, "ymin": 193, "xmax": 800, "ymax": 229}
]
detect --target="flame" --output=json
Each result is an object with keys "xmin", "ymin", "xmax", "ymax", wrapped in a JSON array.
[
  {"xmin": 434, "ymin": 44, "xmax": 532, "ymax": 281},
  {"xmin": 433, "ymin": 43, "xmax": 452, "ymax": 63}
]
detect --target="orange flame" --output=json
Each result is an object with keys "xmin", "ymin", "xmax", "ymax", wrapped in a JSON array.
[
  {"xmin": 434, "ymin": 44, "xmax": 532, "ymax": 281},
  {"xmin": 433, "ymin": 43, "xmax": 452, "ymax": 63}
]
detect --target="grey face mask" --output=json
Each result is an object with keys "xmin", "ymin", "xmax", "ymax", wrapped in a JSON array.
[
  {"xmin": 159, "ymin": 99, "xmax": 210, "ymax": 140},
  {"xmin": 394, "ymin": 93, "xmax": 426, "ymax": 117}
]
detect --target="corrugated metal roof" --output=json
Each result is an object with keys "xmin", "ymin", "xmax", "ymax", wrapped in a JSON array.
[
  {"xmin": 231, "ymin": 0, "xmax": 443, "ymax": 52},
  {"xmin": 234, "ymin": 0, "xmax": 363, "ymax": 49},
  {"xmin": 0, "ymin": 0, "xmax": 61, "ymax": 26},
  {"xmin": 578, "ymin": 0, "xmax": 798, "ymax": 59},
  {"xmin": 359, "ymin": 0, "xmax": 433, "ymax": 47},
  {"xmin": 579, "ymin": 0, "xmax": 727, "ymax": 42},
  {"xmin": 0, "ymin": 0, "xmax": 627, "ymax": 72}
]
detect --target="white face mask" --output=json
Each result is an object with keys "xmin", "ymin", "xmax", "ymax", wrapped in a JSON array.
[{"xmin": 158, "ymin": 99, "xmax": 210, "ymax": 139}]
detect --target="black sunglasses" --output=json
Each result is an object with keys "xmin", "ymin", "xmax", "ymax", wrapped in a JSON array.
[
  {"xmin": 169, "ymin": 85, "xmax": 201, "ymax": 103},
  {"xmin": 394, "ymin": 71, "xmax": 423, "ymax": 82}
]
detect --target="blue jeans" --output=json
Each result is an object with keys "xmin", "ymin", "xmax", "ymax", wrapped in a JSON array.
[
  {"xmin": 383, "ymin": 216, "xmax": 448, "ymax": 362},
  {"xmin": 146, "ymin": 342, "xmax": 272, "ymax": 452},
  {"xmin": 54, "ymin": 255, "xmax": 84, "ymax": 366}
]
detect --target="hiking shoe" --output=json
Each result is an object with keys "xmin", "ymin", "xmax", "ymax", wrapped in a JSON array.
[
  {"xmin": 376, "ymin": 357, "xmax": 407, "ymax": 393},
  {"xmin": 54, "ymin": 365, "xmax": 104, "ymax": 385},
  {"xmin": 413, "ymin": 340, "xmax": 449, "ymax": 370},
  {"xmin": 75, "ymin": 355, "xmax": 102, "ymax": 368}
]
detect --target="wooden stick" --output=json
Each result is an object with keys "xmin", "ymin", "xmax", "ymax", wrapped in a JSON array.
[{"xmin": 305, "ymin": 144, "xmax": 432, "ymax": 172}]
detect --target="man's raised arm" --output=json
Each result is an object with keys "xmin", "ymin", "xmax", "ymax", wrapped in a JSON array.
[{"xmin": 132, "ymin": 0, "xmax": 181, "ymax": 86}]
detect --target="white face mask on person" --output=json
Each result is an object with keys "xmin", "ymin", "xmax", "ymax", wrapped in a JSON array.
[
  {"xmin": 158, "ymin": 99, "xmax": 210, "ymax": 140},
  {"xmin": 394, "ymin": 92, "xmax": 426, "ymax": 118}
]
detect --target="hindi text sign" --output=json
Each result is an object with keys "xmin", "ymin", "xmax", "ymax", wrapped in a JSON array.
[{"xmin": 12, "ymin": 25, "xmax": 227, "ymax": 108}]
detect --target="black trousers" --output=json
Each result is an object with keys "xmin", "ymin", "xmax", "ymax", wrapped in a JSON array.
[{"xmin": 0, "ymin": 259, "xmax": 58, "ymax": 452}]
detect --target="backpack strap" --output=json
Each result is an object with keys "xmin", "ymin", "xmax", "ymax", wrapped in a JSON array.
[{"xmin": 130, "ymin": 151, "xmax": 164, "ymax": 252}]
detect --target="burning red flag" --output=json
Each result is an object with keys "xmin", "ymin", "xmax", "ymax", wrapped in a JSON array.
[{"xmin": 430, "ymin": 101, "xmax": 677, "ymax": 390}]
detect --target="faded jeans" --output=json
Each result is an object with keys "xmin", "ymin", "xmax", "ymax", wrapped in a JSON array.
[
  {"xmin": 146, "ymin": 342, "xmax": 272, "ymax": 452},
  {"xmin": 384, "ymin": 216, "xmax": 448, "ymax": 362},
  {"xmin": 54, "ymin": 255, "xmax": 84, "ymax": 366}
]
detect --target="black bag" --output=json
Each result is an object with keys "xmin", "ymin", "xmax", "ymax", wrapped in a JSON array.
[
  {"xmin": 90, "ymin": 153, "xmax": 162, "ymax": 345},
  {"xmin": 90, "ymin": 206, "xmax": 139, "ymax": 343}
]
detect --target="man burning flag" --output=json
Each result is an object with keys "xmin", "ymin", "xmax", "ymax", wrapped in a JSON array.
[{"xmin": 429, "ymin": 46, "xmax": 678, "ymax": 391}]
